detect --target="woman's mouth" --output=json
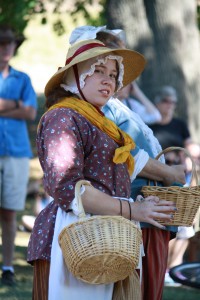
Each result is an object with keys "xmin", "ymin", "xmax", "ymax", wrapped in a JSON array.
[{"xmin": 99, "ymin": 89, "xmax": 110, "ymax": 97}]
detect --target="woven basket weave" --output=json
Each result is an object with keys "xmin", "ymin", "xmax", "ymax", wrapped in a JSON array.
[
  {"xmin": 142, "ymin": 147, "xmax": 200, "ymax": 226},
  {"xmin": 58, "ymin": 180, "xmax": 142, "ymax": 285}
]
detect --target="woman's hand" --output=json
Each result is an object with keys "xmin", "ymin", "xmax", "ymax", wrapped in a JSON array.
[
  {"xmin": 131, "ymin": 195, "xmax": 177, "ymax": 229},
  {"xmin": 82, "ymin": 185, "xmax": 177, "ymax": 230}
]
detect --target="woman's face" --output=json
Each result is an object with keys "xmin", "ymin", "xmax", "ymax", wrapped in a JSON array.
[{"xmin": 81, "ymin": 58, "xmax": 118, "ymax": 108}]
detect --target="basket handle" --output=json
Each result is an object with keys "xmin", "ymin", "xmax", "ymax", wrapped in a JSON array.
[
  {"xmin": 155, "ymin": 146, "xmax": 198, "ymax": 187},
  {"xmin": 74, "ymin": 180, "xmax": 92, "ymax": 219}
]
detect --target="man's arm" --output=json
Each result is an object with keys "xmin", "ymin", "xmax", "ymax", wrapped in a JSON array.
[
  {"xmin": 0, "ymin": 99, "xmax": 36, "ymax": 120},
  {"xmin": 0, "ymin": 98, "xmax": 17, "ymax": 111},
  {"xmin": 139, "ymin": 157, "xmax": 186, "ymax": 186}
]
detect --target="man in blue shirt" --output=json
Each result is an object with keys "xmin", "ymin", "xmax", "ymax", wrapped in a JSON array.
[{"xmin": 0, "ymin": 24, "xmax": 37, "ymax": 286}]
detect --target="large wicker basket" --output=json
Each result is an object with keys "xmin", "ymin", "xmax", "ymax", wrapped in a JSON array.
[
  {"xmin": 58, "ymin": 180, "xmax": 142, "ymax": 285},
  {"xmin": 142, "ymin": 147, "xmax": 200, "ymax": 226}
]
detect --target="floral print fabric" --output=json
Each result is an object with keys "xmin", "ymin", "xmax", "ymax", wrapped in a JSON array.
[{"xmin": 27, "ymin": 108, "xmax": 131, "ymax": 262}]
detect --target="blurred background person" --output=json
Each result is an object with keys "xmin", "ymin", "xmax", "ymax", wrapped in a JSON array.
[
  {"xmin": 150, "ymin": 85, "xmax": 192, "ymax": 159},
  {"xmin": 116, "ymin": 81, "xmax": 162, "ymax": 124},
  {"xmin": 149, "ymin": 85, "xmax": 197, "ymax": 285},
  {"xmin": 184, "ymin": 142, "xmax": 200, "ymax": 186},
  {"xmin": 20, "ymin": 182, "xmax": 53, "ymax": 232},
  {"xmin": 0, "ymin": 24, "xmax": 37, "ymax": 286}
]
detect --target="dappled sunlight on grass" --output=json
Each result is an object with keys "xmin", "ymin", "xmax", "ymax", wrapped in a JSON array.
[
  {"xmin": 163, "ymin": 285, "xmax": 200, "ymax": 299},
  {"xmin": 0, "ymin": 247, "xmax": 33, "ymax": 299},
  {"xmin": 0, "ymin": 272, "xmax": 33, "ymax": 299},
  {"xmin": 15, "ymin": 233, "xmax": 31, "ymax": 248}
]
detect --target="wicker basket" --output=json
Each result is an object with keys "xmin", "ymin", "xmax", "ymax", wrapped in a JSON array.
[
  {"xmin": 58, "ymin": 180, "xmax": 142, "ymax": 285},
  {"xmin": 141, "ymin": 147, "xmax": 200, "ymax": 226}
]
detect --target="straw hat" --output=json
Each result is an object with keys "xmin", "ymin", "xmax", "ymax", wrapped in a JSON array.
[{"xmin": 45, "ymin": 39, "xmax": 146, "ymax": 96}]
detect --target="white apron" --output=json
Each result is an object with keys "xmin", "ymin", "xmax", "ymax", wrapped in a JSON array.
[
  {"xmin": 48, "ymin": 192, "xmax": 143, "ymax": 300},
  {"xmin": 48, "ymin": 207, "xmax": 114, "ymax": 300}
]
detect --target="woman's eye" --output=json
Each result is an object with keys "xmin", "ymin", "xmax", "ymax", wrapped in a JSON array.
[
  {"xmin": 94, "ymin": 68, "xmax": 117, "ymax": 80},
  {"xmin": 110, "ymin": 74, "xmax": 117, "ymax": 79},
  {"xmin": 95, "ymin": 68, "xmax": 103, "ymax": 74}
]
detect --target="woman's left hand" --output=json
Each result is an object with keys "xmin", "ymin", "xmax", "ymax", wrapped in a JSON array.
[{"xmin": 131, "ymin": 195, "xmax": 177, "ymax": 229}]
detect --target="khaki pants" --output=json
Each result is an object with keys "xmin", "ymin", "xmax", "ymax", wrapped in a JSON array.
[{"xmin": 0, "ymin": 157, "xmax": 29, "ymax": 210}]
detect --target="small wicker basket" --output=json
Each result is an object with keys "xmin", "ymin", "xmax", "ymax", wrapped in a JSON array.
[
  {"xmin": 142, "ymin": 147, "xmax": 200, "ymax": 226},
  {"xmin": 58, "ymin": 180, "xmax": 142, "ymax": 285}
]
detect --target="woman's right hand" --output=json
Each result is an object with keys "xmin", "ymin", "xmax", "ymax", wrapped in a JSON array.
[{"xmin": 131, "ymin": 195, "xmax": 177, "ymax": 229}]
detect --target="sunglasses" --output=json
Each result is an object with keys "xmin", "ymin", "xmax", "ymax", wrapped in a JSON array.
[{"xmin": 165, "ymin": 159, "xmax": 180, "ymax": 166}]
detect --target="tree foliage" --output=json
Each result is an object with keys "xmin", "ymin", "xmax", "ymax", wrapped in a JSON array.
[
  {"xmin": 0, "ymin": 0, "xmax": 199, "ymax": 36},
  {"xmin": 0, "ymin": 0, "xmax": 44, "ymax": 34},
  {"xmin": 0, "ymin": 0, "xmax": 200, "ymax": 35},
  {"xmin": 0, "ymin": 0, "xmax": 106, "ymax": 37}
]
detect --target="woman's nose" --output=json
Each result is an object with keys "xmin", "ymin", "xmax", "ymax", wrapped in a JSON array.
[{"xmin": 102, "ymin": 75, "xmax": 113, "ymax": 84}]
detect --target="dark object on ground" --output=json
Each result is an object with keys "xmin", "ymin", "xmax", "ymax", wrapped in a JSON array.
[
  {"xmin": 169, "ymin": 262, "xmax": 200, "ymax": 289},
  {"xmin": 1, "ymin": 270, "xmax": 16, "ymax": 286}
]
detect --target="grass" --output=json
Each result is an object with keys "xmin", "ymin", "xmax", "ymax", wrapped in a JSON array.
[
  {"xmin": 0, "ymin": 246, "xmax": 33, "ymax": 300},
  {"xmin": 0, "ymin": 196, "xmax": 200, "ymax": 299},
  {"xmin": 163, "ymin": 286, "xmax": 200, "ymax": 300},
  {"xmin": 0, "ymin": 197, "xmax": 34, "ymax": 300}
]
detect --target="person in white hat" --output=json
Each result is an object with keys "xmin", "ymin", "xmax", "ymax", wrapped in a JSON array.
[{"xmin": 27, "ymin": 36, "xmax": 178, "ymax": 300}]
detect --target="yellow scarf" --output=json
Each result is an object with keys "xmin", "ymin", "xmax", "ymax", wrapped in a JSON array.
[{"xmin": 45, "ymin": 97, "xmax": 135, "ymax": 175}]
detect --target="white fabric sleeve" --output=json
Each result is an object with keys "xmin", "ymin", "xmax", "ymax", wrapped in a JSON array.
[
  {"xmin": 130, "ymin": 149, "xmax": 149, "ymax": 182},
  {"xmin": 69, "ymin": 185, "xmax": 86, "ymax": 216}
]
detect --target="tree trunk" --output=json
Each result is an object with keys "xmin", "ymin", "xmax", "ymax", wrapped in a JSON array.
[{"xmin": 105, "ymin": 0, "xmax": 200, "ymax": 141}]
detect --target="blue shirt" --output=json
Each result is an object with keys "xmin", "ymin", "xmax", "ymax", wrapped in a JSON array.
[
  {"xmin": 0, "ymin": 66, "xmax": 37, "ymax": 158},
  {"xmin": 103, "ymin": 98, "xmax": 178, "ymax": 232}
]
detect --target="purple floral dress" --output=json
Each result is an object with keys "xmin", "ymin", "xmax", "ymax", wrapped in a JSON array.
[{"xmin": 27, "ymin": 108, "xmax": 131, "ymax": 263}]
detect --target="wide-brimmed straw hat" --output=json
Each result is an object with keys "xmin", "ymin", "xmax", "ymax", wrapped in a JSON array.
[
  {"xmin": 45, "ymin": 39, "xmax": 146, "ymax": 96},
  {"xmin": 0, "ymin": 25, "xmax": 25, "ymax": 49}
]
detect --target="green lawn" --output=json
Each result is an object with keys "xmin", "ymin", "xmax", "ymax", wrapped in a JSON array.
[
  {"xmin": 0, "ymin": 197, "xmax": 34, "ymax": 300},
  {"xmin": 163, "ymin": 286, "xmax": 200, "ymax": 300}
]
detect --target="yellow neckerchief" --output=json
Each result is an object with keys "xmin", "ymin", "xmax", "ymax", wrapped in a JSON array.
[{"xmin": 45, "ymin": 97, "xmax": 135, "ymax": 175}]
